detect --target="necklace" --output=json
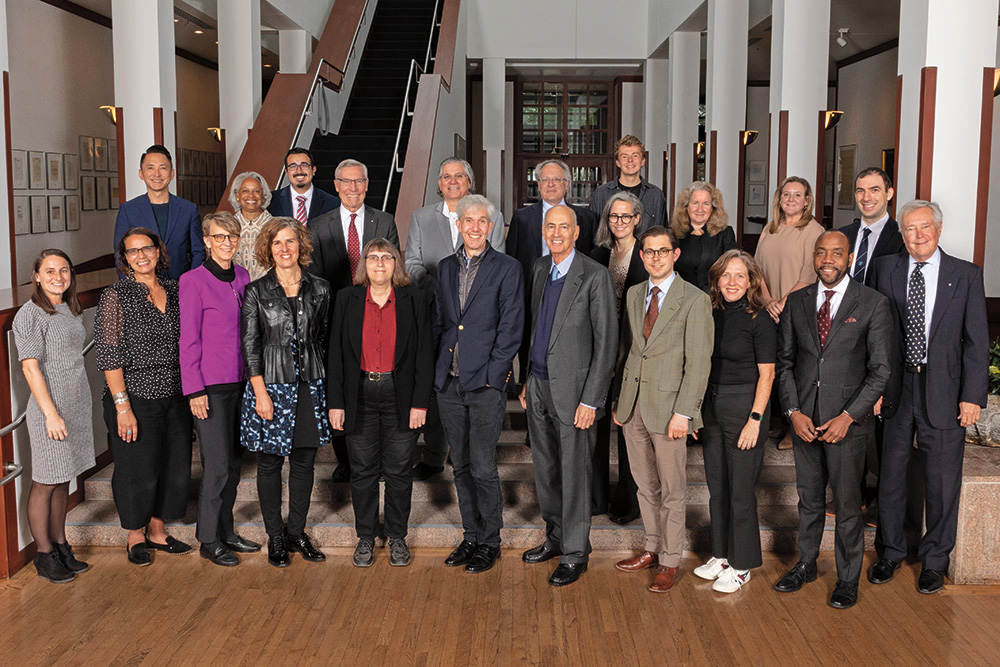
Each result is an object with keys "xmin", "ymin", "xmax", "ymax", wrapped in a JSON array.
[{"xmin": 277, "ymin": 276, "xmax": 302, "ymax": 287}]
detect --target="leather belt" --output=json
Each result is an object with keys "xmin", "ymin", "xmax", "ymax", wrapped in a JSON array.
[
  {"xmin": 363, "ymin": 371, "xmax": 393, "ymax": 381},
  {"xmin": 903, "ymin": 363, "xmax": 926, "ymax": 374}
]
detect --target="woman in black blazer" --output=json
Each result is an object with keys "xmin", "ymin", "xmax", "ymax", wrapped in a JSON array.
[
  {"xmin": 327, "ymin": 238, "xmax": 433, "ymax": 569},
  {"xmin": 671, "ymin": 181, "xmax": 737, "ymax": 292},
  {"xmin": 590, "ymin": 191, "xmax": 649, "ymax": 524}
]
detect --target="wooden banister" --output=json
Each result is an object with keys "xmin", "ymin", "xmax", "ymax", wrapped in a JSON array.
[
  {"xmin": 394, "ymin": 74, "xmax": 442, "ymax": 250},
  {"xmin": 434, "ymin": 0, "xmax": 461, "ymax": 92}
]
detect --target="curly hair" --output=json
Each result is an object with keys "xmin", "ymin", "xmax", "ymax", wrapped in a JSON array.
[
  {"xmin": 253, "ymin": 217, "xmax": 313, "ymax": 269},
  {"xmin": 671, "ymin": 181, "xmax": 730, "ymax": 238}
]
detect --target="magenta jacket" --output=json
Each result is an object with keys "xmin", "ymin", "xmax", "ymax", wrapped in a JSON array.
[{"xmin": 179, "ymin": 263, "xmax": 251, "ymax": 395}]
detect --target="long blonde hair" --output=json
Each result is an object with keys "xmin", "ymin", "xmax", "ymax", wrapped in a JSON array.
[{"xmin": 767, "ymin": 176, "xmax": 815, "ymax": 234}]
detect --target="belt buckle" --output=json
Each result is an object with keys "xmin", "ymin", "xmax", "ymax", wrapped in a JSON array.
[{"xmin": 368, "ymin": 371, "xmax": 381, "ymax": 381}]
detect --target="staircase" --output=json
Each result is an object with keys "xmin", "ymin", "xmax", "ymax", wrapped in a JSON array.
[
  {"xmin": 311, "ymin": 0, "xmax": 440, "ymax": 215},
  {"xmin": 64, "ymin": 398, "xmax": 869, "ymax": 553}
]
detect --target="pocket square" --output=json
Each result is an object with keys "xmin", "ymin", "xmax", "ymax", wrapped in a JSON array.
[{"xmin": 844, "ymin": 317, "xmax": 858, "ymax": 323}]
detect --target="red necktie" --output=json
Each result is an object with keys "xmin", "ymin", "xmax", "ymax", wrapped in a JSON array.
[
  {"xmin": 348, "ymin": 212, "xmax": 360, "ymax": 281},
  {"xmin": 643, "ymin": 286, "xmax": 660, "ymax": 341},
  {"xmin": 295, "ymin": 195, "xmax": 307, "ymax": 224},
  {"xmin": 818, "ymin": 289, "xmax": 834, "ymax": 349}
]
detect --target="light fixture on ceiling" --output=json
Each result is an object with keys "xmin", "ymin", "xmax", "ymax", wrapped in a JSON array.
[
  {"xmin": 100, "ymin": 105, "xmax": 117, "ymax": 125},
  {"xmin": 824, "ymin": 110, "xmax": 844, "ymax": 130},
  {"xmin": 836, "ymin": 28, "xmax": 849, "ymax": 48},
  {"xmin": 194, "ymin": 29, "xmax": 204, "ymax": 34},
  {"xmin": 741, "ymin": 130, "xmax": 759, "ymax": 146},
  {"xmin": 207, "ymin": 128, "xmax": 222, "ymax": 143}
]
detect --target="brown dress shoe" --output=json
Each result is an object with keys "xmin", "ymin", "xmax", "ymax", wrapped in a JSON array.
[
  {"xmin": 616, "ymin": 551, "xmax": 659, "ymax": 572},
  {"xmin": 648, "ymin": 565, "xmax": 679, "ymax": 593}
]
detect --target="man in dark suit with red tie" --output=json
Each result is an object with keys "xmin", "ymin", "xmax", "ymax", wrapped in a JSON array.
[
  {"xmin": 267, "ymin": 147, "xmax": 340, "ymax": 223},
  {"xmin": 867, "ymin": 200, "xmax": 989, "ymax": 595}
]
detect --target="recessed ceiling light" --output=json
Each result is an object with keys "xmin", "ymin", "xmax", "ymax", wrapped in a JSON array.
[{"xmin": 194, "ymin": 29, "xmax": 204, "ymax": 34}]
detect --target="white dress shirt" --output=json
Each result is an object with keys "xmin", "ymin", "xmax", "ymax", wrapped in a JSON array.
[
  {"xmin": 851, "ymin": 212, "xmax": 890, "ymax": 280},
  {"xmin": 907, "ymin": 248, "xmax": 940, "ymax": 364},
  {"xmin": 340, "ymin": 205, "xmax": 363, "ymax": 244},
  {"xmin": 292, "ymin": 185, "xmax": 314, "ymax": 220},
  {"xmin": 644, "ymin": 272, "xmax": 676, "ymax": 312},
  {"xmin": 441, "ymin": 201, "xmax": 461, "ymax": 250},
  {"xmin": 815, "ymin": 274, "xmax": 851, "ymax": 320}
]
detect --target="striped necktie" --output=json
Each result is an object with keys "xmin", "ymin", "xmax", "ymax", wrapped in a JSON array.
[
  {"xmin": 852, "ymin": 227, "xmax": 871, "ymax": 281},
  {"xmin": 295, "ymin": 195, "xmax": 308, "ymax": 224}
]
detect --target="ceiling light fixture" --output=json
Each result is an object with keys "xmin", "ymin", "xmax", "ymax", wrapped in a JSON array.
[{"xmin": 836, "ymin": 28, "xmax": 849, "ymax": 48}]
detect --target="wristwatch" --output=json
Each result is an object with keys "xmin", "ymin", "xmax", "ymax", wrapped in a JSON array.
[
  {"xmin": 784, "ymin": 407, "xmax": 800, "ymax": 419},
  {"xmin": 749, "ymin": 411, "xmax": 763, "ymax": 422}
]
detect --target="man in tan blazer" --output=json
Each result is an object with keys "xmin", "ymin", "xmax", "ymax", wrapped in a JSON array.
[{"xmin": 613, "ymin": 225, "xmax": 714, "ymax": 593}]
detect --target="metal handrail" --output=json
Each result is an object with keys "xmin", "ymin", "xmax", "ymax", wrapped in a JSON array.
[{"xmin": 0, "ymin": 338, "xmax": 95, "ymax": 488}]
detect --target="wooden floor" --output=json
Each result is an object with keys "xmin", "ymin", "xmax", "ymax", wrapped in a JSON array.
[{"xmin": 2, "ymin": 547, "xmax": 999, "ymax": 666}]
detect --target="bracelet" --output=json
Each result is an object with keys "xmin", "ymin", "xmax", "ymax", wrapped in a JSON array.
[
  {"xmin": 113, "ymin": 391, "xmax": 130, "ymax": 405},
  {"xmin": 117, "ymin": 407, "xmax": 132, "ymax": 415}
]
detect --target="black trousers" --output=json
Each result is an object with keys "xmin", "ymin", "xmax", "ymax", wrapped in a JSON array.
[
  {"xmin": 593, "ymin": 398, "xmax": 639, "ymax": 517},
  {"xmin": 437, "ymin": 377, "xmax": 506, "ymax": 548},
  {"xmin": 700, "ymin": 384, "xmax": 768, "ymax": 570},
  {"xmin": 104, "ymin": 393, "xmax": 193, "ymax": 531},
  {"xmin": 194, "ymin": 385, "xmax": 245, "ymax": 544},
  {"xmin": 347, "ymin": 374, "xmax": 418, "ymax": 539},
  {"xmin": 415, "ymin": 391, "xmax": 448, "ymax": 468},
  {"xmin": 877, "ymin": 371, "xmax": 965, "ymax": 570},
  {"xmin": 257, "ymin": 447, "xmax": 317, "ymax": 537}
]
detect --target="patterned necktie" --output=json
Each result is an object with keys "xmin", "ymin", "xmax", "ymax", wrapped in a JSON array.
[
  {"xmin": 817, "ymin": 289, "xmax": 835, "ymax": 349},
  {"xmin": 295, "ymin": 195, "xmax": 308, "ymax": 224},
  {"xmin": 348, "ymin": 212, "xmax": 360, "ymax": 281},
  {"xmin": 905, "ymin": 262, "xmax": 928, "ymax": 364},
  {"xmin": 643, "ymin": 286, "xmax": 660, "ymax": 341},
  {"xmin": 853, "ymin": 227, "xmax": 871, "ymax": 281}
]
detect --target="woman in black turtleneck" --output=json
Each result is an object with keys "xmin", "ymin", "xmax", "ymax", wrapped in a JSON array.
[{"xmin": 693, "ymin": 249, "xmax": 776, "ymax": 594}]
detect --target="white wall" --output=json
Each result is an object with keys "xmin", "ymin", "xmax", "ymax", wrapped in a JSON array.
[
  {"xmin": 743, "ymin": 85, "xmax": 770, "ymax": 235},
  {"xmin": 647, "ymin": 0, "xmax": 703, "ymax": 57},
  {"xmin": 621, "ymin": 81, "xmax": 644, "ymax": 139}
]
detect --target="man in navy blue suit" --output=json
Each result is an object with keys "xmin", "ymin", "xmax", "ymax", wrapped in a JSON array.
[
  {"xmin": 433, "ymin": 194, "xmax": 524, "ymax": 575},
  {"xmin": 867, "ymin": 200, "xmax": 989, "ymax": 595},
  {"xmin": 113, "ymin": 145, "xmax": 203, "ymax": 281},
  {"xmin": 266, "ymin": 147, "xmax": 340, "ymax": 223}
]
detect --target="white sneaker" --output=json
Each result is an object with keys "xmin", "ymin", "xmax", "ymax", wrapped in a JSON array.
[
  {"xmin": 713, "ymin": 567, "xmax": 750, "ymax": 593},
  {"xmin": 694, "ymin": 556, "xmax": 729, "ymax": 580}
]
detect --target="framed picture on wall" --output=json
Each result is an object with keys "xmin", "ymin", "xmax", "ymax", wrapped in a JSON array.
[
  {"xmin": 28, "ymin": 151, "xmax": 46, "ymax": 189},
  {"xmin": 748, "ymin": 183, "xmax": 766, "ymax": 206},
  {"xmin": 64, "ymin": 154, "xmax": 79, "ymax": 190},
  {"xmin": 66, "ymin": 195, "xmax": 81, "ymax": 231},
  {"xmin": 837, "ymin": 144, "xmax": 857, "ymax": 209},
  {"xmin": 110, "ymin": 180, "xmax": 120, "ymax": 209},
  {"xmin": 79, "ymin": 136, "xmax": 94, "ymax": 171},
  {"xmin": 109, "ymin": 139, "xmax": 118, "ymax": 172},
  {"xmin": 48, "ymin": 196, "xmax": 65, "ymax": 232},
  {"xmin": 46, "ymin": 152, "xmax": 63, "ymax": 190},
  {"xmin": 748, "ymin": 160, "xmax": 767, "ymax": 183},
  {"xmin": 12, "ymin": 150, "xmax": 28, "ymax": 189},
  {"xmin": 30, "ymin": 195, "xmax": 48, "ymax": 233},
  {"xmin": 94, "ymin": 138, "xmax": 109, "ymax": 172},
  {"xmin": 96, "ymin": 176, "xmax": 110, "ymax": 210},
  {"xmin": 81, "ymin": 176, "xmax": 96, "ymax": 210},
  {"xmin": 13, "ymin": 196, "xmax": 29, "ymax": 235}
]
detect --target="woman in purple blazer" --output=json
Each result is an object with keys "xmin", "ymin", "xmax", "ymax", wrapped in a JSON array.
[{"xmin": 179, "ymin": 211, "xmax": 260, "ymax": 567}]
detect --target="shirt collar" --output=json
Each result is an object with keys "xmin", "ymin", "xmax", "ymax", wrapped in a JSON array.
[
  {"xmin": 820, "ymin": 275, "xmax": 851, "ymax": 297},
  {"xmin": 647, "ymin": 271, "xmax": 676, "ymax": 295},
  {"xmin": 459, "ymin": 244, "xmax": 490, "ymax": 267},
  {"xmin": 366, "ymin": 286, "xmax": 394, "ymax": 305},
  {"xmin": 441, "ymin": 201, "xmax": 458, "ymax": 219},
  {"xmin": 908, "ymin": 247, "xmax": 941, "ymax": 269},
  {"xmin": 551, "ymin": 248, "xmax": 576, "ymax": 279},
  {"xmin": 861, "ymin": 212, "xmax": 889, "ymax": 233},
  {"xmin": 292, "ymin": 185, "xmax": 313, "ymax": 199},
  {"xmin": 542, "ymin": 199, "xmax": 566, "ymax": 216}
]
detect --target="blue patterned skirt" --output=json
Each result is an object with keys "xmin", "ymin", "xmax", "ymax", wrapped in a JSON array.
[{"xmin": 240, "ymin": 378, "xmax": 330, "ymax": 456}]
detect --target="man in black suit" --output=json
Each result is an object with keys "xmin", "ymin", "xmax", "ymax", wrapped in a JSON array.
[
  {"xmin": 434, "ymin": 195, "xmax": 524, "ymax": 574},
  {"xmin": 308, "ymin": 158, "xmax": 399, "ymax": 481},
  {"xmin": 267, "ymin": 147, "xmax": 340, "ymax": 223},
  {"xmin": 507, "ymin": 159, "xmax": 596, "ymax": 384},
  {"xmin": 518, "ymin": 205, "xmax": 617, "ymax": 587},
  {"xmin": 774, "ymin": 230, "xmax": 892, "ymax": 609},
  {"xmin": 868, "ymin": 200, "xmax": 989, "ymax": 595}
]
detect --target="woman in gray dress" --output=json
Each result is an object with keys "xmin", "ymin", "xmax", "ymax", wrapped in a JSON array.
[{"xmin": 12, "ymin": 249, "xmax": 95, "ymax": 584}]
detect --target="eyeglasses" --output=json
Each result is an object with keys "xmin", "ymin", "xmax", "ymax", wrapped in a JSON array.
[
  {"xmin": 608, "ymin": 213, "xmax": 636, "ymax": 223},
  {"xmin": 537, "ymin": 177, "xmax": 568, "ymax": 185},
  {"xmin": 642, "ymin": 247, "xmax": 674, "ymax": 259},
  {"xmin": 125, "ymin": 245, "xmax": 157, "ymax": 258},
  {"xmin": 209, "ymin": 233, "xmax": 240, "ymax": 244},
  {"xmin": 285, "ymin": 162, "xmax": 313, "ymax": 171},
  {"xmin": 366, "ymin": 254, "xmax": 395, "ymax": 264},
  {"xmin": 336, "ymin": 177, "xmax": 368, "ymax": 187},
  {"xmin": 440, "ymin": 173, "xmax": 468, "ymax": 182}
]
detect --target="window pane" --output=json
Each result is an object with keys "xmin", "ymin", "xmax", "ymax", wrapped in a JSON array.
[
  {"xmin": 542, "ymin": 110, "xmax": 563, "ymax": 130},
  {"xmin": 589, "ymin": 132, "xmax": 608, "ymax": 154},
  {"xmin": 588, "ymin": 84, "xmax": 609, "ymax": 106},
  {"xmin": 567, "ymin": 107, "xmax": 587, "ymax": 129},
  {"xmin": 588, "ymin": 107, "xmax": 608, "ymax": 130},
  {"xmin": 522, "ymin": 132, "xmax": 541, "ymax": 153},
  {"xmin": 523, "ymin": 111, "xmax": 539, "ymax": 129},
  {"xmin": 542, "ymin": 132, "xmax": 560, "ymax": 153},
  {"xmin": 567, "ymin": 131, "xmax": 586, "ymax": 154}
]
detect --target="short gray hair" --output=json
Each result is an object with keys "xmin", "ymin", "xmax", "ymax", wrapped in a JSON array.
[
  {"xmin": 228, "ymin": 171, "xmax": 272, "ymax": 212},
  {"xmin": 897, "ymin": 199, "xmax": 943, "ymax": 228},
  {"xmin": 535, "ymin": 159, "xmax": 572, "ymax": 190},
  {"xmin": 335, "ymin": 158, "xmax": 369, "ymax": 180},
  {"xmin": 456, "ymin": 194, "xmax": 496, "ymax": 220},
  {"xmin": 437, "ymin": 158, "xmax": 476, "ymax": 195}
]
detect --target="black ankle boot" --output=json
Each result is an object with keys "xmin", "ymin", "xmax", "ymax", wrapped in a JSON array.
[
  {"xmin": 53, "ymin": 542, "xmax": 90, "ymax": 574},
  {"xmin": 34, "ymin": 550, "xmax": 74, "ymax": 584}
]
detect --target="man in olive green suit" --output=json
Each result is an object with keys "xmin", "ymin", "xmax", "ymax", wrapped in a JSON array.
[{"xmin": 613, "ymin": 225, "xmax": 714, "ymax": 593}]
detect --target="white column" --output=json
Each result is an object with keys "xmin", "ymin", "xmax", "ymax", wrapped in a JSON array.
[
  {"xmin": 279, "ymin": 29, "xmax": 310, "ymax": 74},
  {"xmin": 667, "ymin": 33, "xmax": 700, "ymax": 195},
  {"xmin": 706, "ymin": 0, "xmax": 748, "ymax": 217},
  {"xmin": 768, "ymin": 0, "xmax": 830, "ymax": 189},
  {"xmin": 112, "ymin": 0, "xmax": 177, "ymax": 200},
  {"xmin": 218, "ymin": 0, "xmax": 262, "ymax": 178},
  {"xmin": 643, "ymin": 57, "xmax": 669, "ymax": 195},
  {"xmin": 897, "ymin": 0, "xmax": 997, "ymax": 261},
  {"xmin": 0, "ymin": 0, "xmax": 11, "ymax": 290},
  {"xmin": 482, "ymin": 57, "xmax": 505, "ymax": 207}
]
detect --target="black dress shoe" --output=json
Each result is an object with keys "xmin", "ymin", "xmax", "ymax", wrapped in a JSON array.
[
  {"xmin": 331, "ymin": 464, "xmax": 351, "ymax": 483},
  {"xmin": 224, "ymin": 535, "xmax": 261, "ymax": 553},
  {"xmin": 126, "ymin": 542, "xmax": 151, "ymax": 567},
  {"xmin": 465, "ymin": 545, "xmax": 501, "ymax": 573},
  {"xmin": 444, "ymin": 540, "xmax": 478, "ymax": 567},
  {"xmin": 267, "ymin": 536, "xmax": 290, "ymax": 568},
  {"xmin": 522, "ymin": 543, "xmax": 561, "ymax": 564},
  {"xmin": 829, "ymin": 580, "xmax": 859, "ymax": 609},
  {"xmin": 918, "ymin": 568, "xmax": 946, "ymax": 594},
  {"xmin": 608, "ymin": 511, "xmax": 640, "ymax": 525},
  {"xmin": 200, "ymin": 542, "xmax": 239, "ymax": 567},
  {"xmin": 412, "ymin": 462, "xmax": 445, "ymax": 481},
  {"xmin": 549, "ymin": 562, "xmax": 587, "ymax": 587},
  {"xmin": 773, "ymin": 561, "xmax": 818, "ymax": 592},
  {"xmin": 145, "ymin": 536, "xmax": 192, "ymax": 554},
  {"xmin": 286, "ymin": 533, "xmax": 326, "ymax": 562},
  {"xmin": 868, "ymin": 558, "xmax": 901, "ymax": 584}
]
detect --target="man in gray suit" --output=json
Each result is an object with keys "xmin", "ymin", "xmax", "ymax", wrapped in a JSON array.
[
  {"xmin": 518, "ymin": 205, "xmax": 617, "ymax": 587},
  {"xmin": 774, "ymin": 230, "xmax": 892, "ymax": 610},
  {"xmin": 405, "ymin": 158, "xmax": 505, "ymax": 481}
]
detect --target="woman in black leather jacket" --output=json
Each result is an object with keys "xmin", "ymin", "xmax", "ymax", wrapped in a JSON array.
[{"xmin": 240, "ymin": 217, "xmax": 331, "ymax": 568}]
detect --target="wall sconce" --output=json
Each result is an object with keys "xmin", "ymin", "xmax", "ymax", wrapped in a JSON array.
[
  {"xmin": 695, "ymin": 141, "xmax": 705, "ymax": 156},
  {"xmin": 100, "ymin": 105, "xmax": 117, "ymax": 125},
  {"xmin": 207, "ymin": 127, "xmax": 223, "ymax": 143},
  {"xmin": 993, "ymin": 68, "xmax": 1000, "ymax": 97},
  {"xmin": 740, "ymin": 130, "xmax": 759, "ymax": 146},
  {"xmin": 824, "ymin": 110, "xmax": 844, "ymax": 130}
]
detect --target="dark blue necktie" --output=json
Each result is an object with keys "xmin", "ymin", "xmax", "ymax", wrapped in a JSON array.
[
  {"xmin": 853, "ymin": 227, "xmax": 871, "ymax": 281},
  {"xmin": 905, "ymin": 262, "xmax": 927, "ymax": 364}
]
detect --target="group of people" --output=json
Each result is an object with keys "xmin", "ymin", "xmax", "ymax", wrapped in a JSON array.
[{"xmin": 13, "ymin": 136, "xmax": 987, "ymax": 613}]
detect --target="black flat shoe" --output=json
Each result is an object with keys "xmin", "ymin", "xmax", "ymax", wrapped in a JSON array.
[
  {"xmin": 522, "ymin": 543, "xmax": 561, "ymax": 564},
  {"xmin": 549, "ymin": 562, "xmax": 587, "ymax": 587},
  {"xmin": 224, "ymin": 535, "xmax": 261, "ymax": 553},
  {"xmin": 267, "ymin": 536, "xmax": 290, "ymax": 568},
  {"xmin": 829, "ymin": 580, "xmax": 859, "ymax": 609},
  {"xmin": 608, "ymin": 512, "xmax": 640, "ymax": 525},
  {"xmin": 867, "ymin": 558, "xmax": 901, "ymax": 585},
  {"xmin": 918, "ymin": 568, "xmax": 946, "ymax": 594},
  {"xmin": 285, "ymin": 533, "xmax": 325, "ymax": 562},
  {"xmin": 444, "ymin": 540, "xmax": 478, "ymax": 567},
  {"xmin": 465, "ymin": 545, "xmax": 501, "ymax": 573},
  {"xmin": 773, "ymin": 561, "xmax": 817, "ymax": 592},
  {"xmin": 331, "ymin": 464, "xmax": 351, "ymax": 483},
  {"xmin": 200, "ymin": 542, "xmax": 239, "ymax": 567},
  {"xmin": 145, "ymin": 536, "xmax": 192, "ymax": 554},
  {"xmin": 127, "ymin": 542, "xmax": 151, "ymax": 567}
]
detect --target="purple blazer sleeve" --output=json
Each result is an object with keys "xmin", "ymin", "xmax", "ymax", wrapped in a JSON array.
[{"xmin": 179, "ymin": 269, "xmax": 207, "ymax": 396}]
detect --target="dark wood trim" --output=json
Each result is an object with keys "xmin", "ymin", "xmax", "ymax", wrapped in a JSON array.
[
  {"xmin": 394, "ymin": 74, "xmax": 443, "ymax": 250},
  {"xmin": 669, "ymin": 142, "xmax": 677, "ymax": 212},
  {"xmin": 153, "ymin": 108, "xmax": 164, "ymax": 147},
  {"xmin": 916, "ymin": 67, "xmax": 936, "ymax": 201},
  {"xmin": 815, "ymin": 110, "xmax": 826, "ymax": 225},
  {"xmin": 893, "ymin": 75, "xmax": 901, "ymax": 219},
  {"xmin": 39, "ymin": 0, "xmax": 111, "ymax": 27},
  {"xmin": 737, "ymin": 133, "xmax": 746, "ymax": 247},
  {"xmin": 500, "ymin": 148, "xmax": 506, "ymax": 220},
  {"xmin": 692, "ymin": 142, "xmax": 699, "ymax": 183},
  {"xmin": 5, "ymin": 71, "xmax": 17, "ymax": 290},
  {"xmin": 747, "ymin": 80, "xmax": 770, "ymax": 87},
  {"xmin": 661, "ymin": 150, "xmax": 669, "ymax": 204},
  {"xmin": 1, "ymin": 311, "xmax": 19, "ymax": 577},
  {"xmin": 709, "ymin": 129, "xmax": 717, "ymax": 185},
  {"xmin": 835, "ymin": 39, "xmax": 899, "ymax": 72},
  {"xmin": 777, "ymin": 110, "xmax": 789, "ymax": 184},
  {"xmin": 974, "ymin": 67, "xmax": 993, "ymax": 268},
  {"xmin": 115, "ymin": 107, "xmax": 126, "ymax": 205},
  {"xmin": 433, "ymin": 0, "xmax": 460, "ymax": 93}
]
